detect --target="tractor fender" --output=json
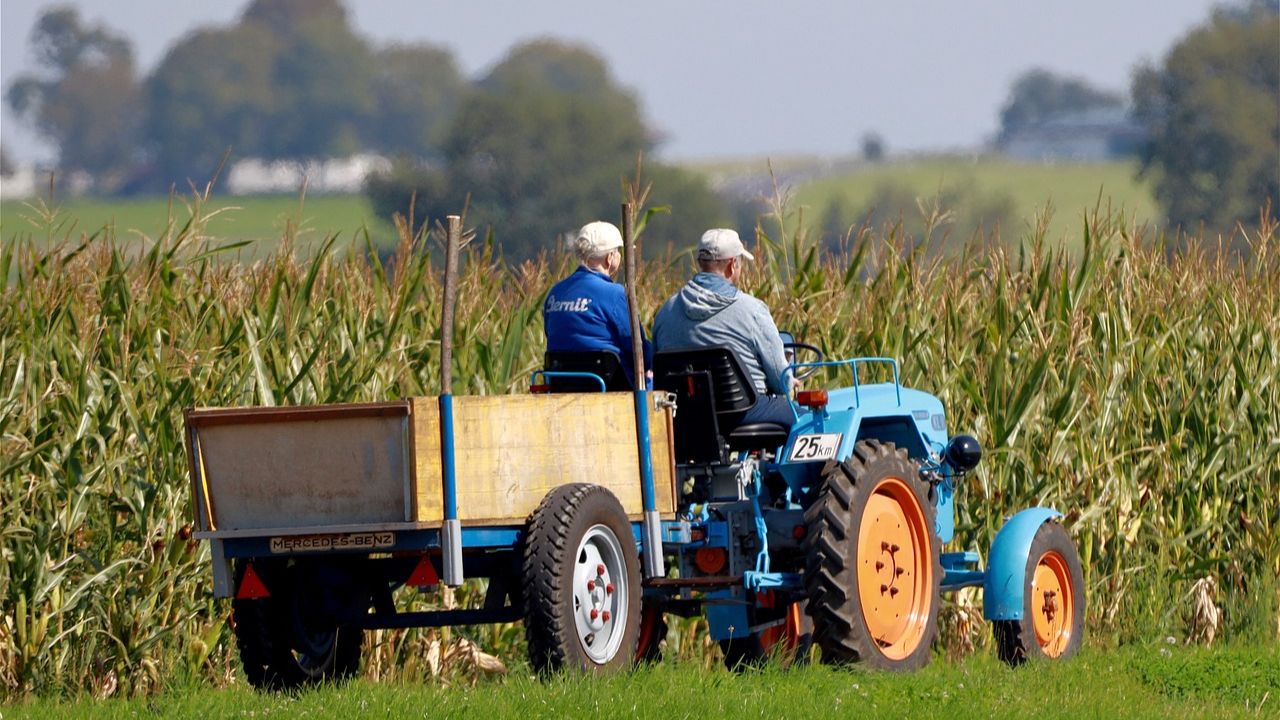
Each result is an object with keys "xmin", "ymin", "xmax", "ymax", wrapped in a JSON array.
[{"xmin": 982, "ymin": 507, "xmax": 1063, "ymax": 621}]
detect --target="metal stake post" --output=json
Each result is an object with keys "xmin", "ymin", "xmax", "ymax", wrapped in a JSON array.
[
  {"xmin": 440, "ymin": 214, "xmax": 464, "ymax": 586},
  {"xmin": 622, "ymin": 202, "xmax": 665, "ymax": 579}
]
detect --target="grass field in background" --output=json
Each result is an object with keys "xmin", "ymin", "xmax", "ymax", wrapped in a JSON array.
[
  {"xmin": 0, "ymin": 193, "xmax": 395, "ymax": 255},
  {"xmin": 5, "ymin": 645, "xmax": 1276, "ymax": 719},
  {"xmin": 794, "ymin": 157, "xmax": 1158, "ymax": 246},
  {"xmin": 2, "ymin": 157, "xmax": 1157, "ymax": 257}
]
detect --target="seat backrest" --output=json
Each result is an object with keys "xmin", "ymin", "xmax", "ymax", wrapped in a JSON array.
[
  {"xmin": 653, "ymin": 346, "xmax": 758, "ymax": 432},
  {"xmin": 543, "ymin": 350, "xmax": 633, "ymax": 392}
]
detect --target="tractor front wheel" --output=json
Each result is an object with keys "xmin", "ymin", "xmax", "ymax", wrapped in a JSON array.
[
  {"xmin": 993, "ymin": 521, "xmax": 1085, "ymax": 665},
  {"xmin": 803, "ymin": 440, "xmax": 941, "ymax": 670},
  {"xmin": 523, "ymin": 484, "xmax": 642, "ymax": 673}
]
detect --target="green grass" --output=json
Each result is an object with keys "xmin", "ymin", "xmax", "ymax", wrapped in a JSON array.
[
  {"xmin": 5, "ymin": 645, "xmax": 1276, "ymax": 719},
  {"xmin": 0, "ymin": 194, "xmax": 396, "ymax": 255},
  {"xmin": 794, "ymin": 156, "xmax": 1158, "ymax": 247}
]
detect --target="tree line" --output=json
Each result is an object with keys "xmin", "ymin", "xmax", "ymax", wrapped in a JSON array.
[{"xmin": 5, "ymin": 0, "xmax": 1276, "ymax": 255}]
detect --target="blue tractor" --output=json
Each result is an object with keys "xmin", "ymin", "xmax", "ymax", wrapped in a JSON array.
[
  {"xmin": 191, "ymin": 215, "xmax": 1084, "ymax": 686},
  {"xmin": 539, "ymin": 337, "xmax": 1085, "ymax": 670}
]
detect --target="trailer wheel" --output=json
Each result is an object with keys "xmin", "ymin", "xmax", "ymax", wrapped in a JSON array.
[
  {"xmin": 803, "ymin": 440, "xmax": 941, "ymax": 670},
  {"xmin": 231, "ymin": 561, "xmax": 363, "ymax": 690},
  {"xmin": 523, "ymin": 484, "xmax": 642, "ymax": 672},
  {"xmin": 720, "ymin": 593, "xmax": 812, "ymax": 669},
  {"xmin": 993, "ymin": 521, "xmax": 1085, "ymax": 666}
]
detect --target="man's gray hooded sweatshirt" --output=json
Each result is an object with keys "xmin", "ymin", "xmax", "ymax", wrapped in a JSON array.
[{"xmin": 652, "ymin": 272, "xmax": 789, "ymax": 395}]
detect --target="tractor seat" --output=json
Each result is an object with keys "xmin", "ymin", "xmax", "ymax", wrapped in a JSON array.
[{"xmin": 726, "ymin": 423, "xmax": 790, "ymax": 452}]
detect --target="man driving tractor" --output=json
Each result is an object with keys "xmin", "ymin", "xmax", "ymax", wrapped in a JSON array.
[{"xmin": 652, "ymin": 228, "xmax": 797, "ymax": 429}]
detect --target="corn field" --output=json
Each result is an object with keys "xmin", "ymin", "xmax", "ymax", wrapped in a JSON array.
[{"xmin": 1, "ymin": 195, "xmax": 1278, "ymax": 699}]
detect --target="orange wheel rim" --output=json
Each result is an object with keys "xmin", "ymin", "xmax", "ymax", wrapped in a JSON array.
[
  {"xmin": 855, "ymin": 476, "xmax": 933, "ymax": 660},
  {"xmin": 1031, "ymin": 550, "xmax": 1073, "ymax": 657}
]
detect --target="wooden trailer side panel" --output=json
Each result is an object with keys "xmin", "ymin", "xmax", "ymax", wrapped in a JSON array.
[
  {"xmin": 412, "ymin": 394, "xmax": 676, "ymax": 524},
  {"xmin": 187, "ymin": 402, "xmax": 412, "ymax": 532}
]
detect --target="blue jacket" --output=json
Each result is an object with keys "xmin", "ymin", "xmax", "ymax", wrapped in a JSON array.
[
  {"xmin": 543, "ymin": 266, "xmax": 652, "ymax": 387},
  {"xmin": 652, "ymin": 272, "xmax": 789, "ymax": 395}
]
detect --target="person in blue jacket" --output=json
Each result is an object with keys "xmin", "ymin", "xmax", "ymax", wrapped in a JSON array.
[{"xmin": 544, "ymin": 221, "xmax": 652, "ymax": 388}]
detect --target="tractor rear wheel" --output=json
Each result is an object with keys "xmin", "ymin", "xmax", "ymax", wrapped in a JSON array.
[
  {"xmin": 231, "ymin": 560, "xmax": 364, "ymax": 690},
  {"xmin": 993, "ymin": 521, "xmax": 1085, "ymax": 665},
  {"xmin": 523, "ymin": 484, "xmax": 642, "ymax": 673},
  {"xmin": 803, "ymin": 440, "xmax": 941, "ymax": 670}
]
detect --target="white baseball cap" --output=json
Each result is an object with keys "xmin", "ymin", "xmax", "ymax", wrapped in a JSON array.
[
  {"xmin": 573, "ymin": 221, "xmax": 623, "ymax": 257},
  {"xmin": 697, "ymin": 228, "xmax": 755, "ymax": 261}
]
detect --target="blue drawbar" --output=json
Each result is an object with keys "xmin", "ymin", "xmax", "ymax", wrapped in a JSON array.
[{"xmin": 544, "ymin": 266, "xmax": 651, "ymax": 386}]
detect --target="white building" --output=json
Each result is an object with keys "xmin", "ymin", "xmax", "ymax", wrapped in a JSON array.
[{"xmin": 225, "ymin": 153, "xmax": 392, "ymax": 195}]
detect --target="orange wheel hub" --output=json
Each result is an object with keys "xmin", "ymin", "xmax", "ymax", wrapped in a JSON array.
[
  {"xmin": 757, "ymin": 591, "xmax": 804, "ymax": 654},
  {"xmin": 1031, "ymin": 550, "xmax": 1074, "ymax": 657},
  {"xmin": 855, "ymin": 476, "xmax": 933, "ymax": 660}
]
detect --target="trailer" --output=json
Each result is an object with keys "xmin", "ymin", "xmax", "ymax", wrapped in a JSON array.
[{"xmin": 187, "ymin": 211, "xmax": 1085, "ymax": 688}]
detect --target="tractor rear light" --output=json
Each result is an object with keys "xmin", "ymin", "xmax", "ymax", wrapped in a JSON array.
[
  {"xmin": 236, "ymin": 563, "xmax": 270, "ymax": 600},
  {"xmin": 792, "ymin": 524, "xmax": 807, "ymax": 540},
  {"xmin": 530, "ymin": 383, "xmax": 550, "ymax": 394},
  {"xmin": 796, "ymin": 389, "xmax": 828, "ymax": 409},
  {"xmin": 694, "ymin": 547, "xmax": 727, "ymax": 574},
  {"xmin": 690, "ymin": 526, "xmax": 706, "ymax": 541}
]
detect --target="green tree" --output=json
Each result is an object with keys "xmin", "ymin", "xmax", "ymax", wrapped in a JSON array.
[
  {"xmin": 426, "ymin": 41, "xmax": 653, "ymax": 259},
  {"xmin": 5, "ymin": 7, "xmax": 143, "ymax": 188},
  {"xmin": 997, "ymin": 68, "xmax": 1125, "ymax": 144},
  {"xmin": 146, "ymin": 24, "xmax": 279, "ymax": 187},
  {"xmin": 250, "ymin": 0, "xmax": 374, "ymax": 160},
  {"xmin": 362, "ymin": 45, "xmax": 468, "ymax": 160},
  {"xmin": 861, "ymin": 132, "xmax": 886, "ymax": 163},
  {"xmin": 146, "ymin": 0, "xmax": 374, "ymax": 189},
  {"xmin": 641, "ymin": 164, "xmax": 732, "ymax": 255},
  {"xmin": 1131, "ymin": 1, "xmax": 1279, "ymax": 238},
  {"xmin": 366, "ymin": 40, "xmax": 728, "ymax": 260}
]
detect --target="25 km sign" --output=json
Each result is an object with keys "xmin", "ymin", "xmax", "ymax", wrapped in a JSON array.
[{"xmin": 788, "ymin": 433, "xmax": 842, "ymax": 462}]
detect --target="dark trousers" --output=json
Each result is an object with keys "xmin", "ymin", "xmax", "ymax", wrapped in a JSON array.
[{"xmin": 742, "ymin": 394, "xmax": 797, "ymax": 429}]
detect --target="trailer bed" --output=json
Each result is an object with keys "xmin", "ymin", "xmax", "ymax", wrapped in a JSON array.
[{"xmin": 186, "ymin": 393, "xmax": 677, "ymax": 537}]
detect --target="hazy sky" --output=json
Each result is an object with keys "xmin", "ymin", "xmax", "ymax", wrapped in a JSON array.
[{"xmin": 1, "ymin": 0, "xmax": 1221, "ymax": 163}]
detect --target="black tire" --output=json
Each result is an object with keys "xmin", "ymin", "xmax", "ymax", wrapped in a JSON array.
[
  {"xmin": 231, "ymin": 561, "xmax": 364, "ymax": 691},
  {"xmin": 803, "ymin": 439, "xmax": 942, "ymax": 671},
  {"xmin": 993, "ymin": 521, "xmax": 1085, "ymax": 666},
  {"xmin": 523, "ymin": 483, "xmax": 642, "ymax": 673}
]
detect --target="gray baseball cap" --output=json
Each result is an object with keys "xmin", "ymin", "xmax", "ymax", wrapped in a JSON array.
[{"xmin": 696, "ymin": 228, "xmax": 755, "ymax": 261}]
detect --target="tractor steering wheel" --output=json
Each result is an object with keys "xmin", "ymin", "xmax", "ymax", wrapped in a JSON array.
[{"xmin": 784, "ymin": 342, "xmax": 825, "ymax": 380}]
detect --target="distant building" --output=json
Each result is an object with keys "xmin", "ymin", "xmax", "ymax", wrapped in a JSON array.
[
  {"xmin": 226, "ymin": 153, "xmax": 392, "ymax": 195},
  {"xmin": 1000, "ymin": 108, "xmax": 1145, "ymax": 162},
  {"xmin": 0, "ymin": 162, "xmax": 40, "ymax": 200}
]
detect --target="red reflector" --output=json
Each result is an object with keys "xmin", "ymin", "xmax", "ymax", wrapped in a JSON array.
[
  {"xmin": 796, "ymin": 389, "xmax": 828, "ymax": 408},
  {"xmin": 406, "ymin": 555, "xmax": 440, "ymax": 587},
  {"xmin": 793, "ymin": 524, "xmax": 807, "ymax": 540},
  {"xmin": 236, "ymin": 563, "xmax": 270, "ymax": 600},
  {"xmin": 530, "ymin": 384, "xmax": 550, "ymax": 394}
]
